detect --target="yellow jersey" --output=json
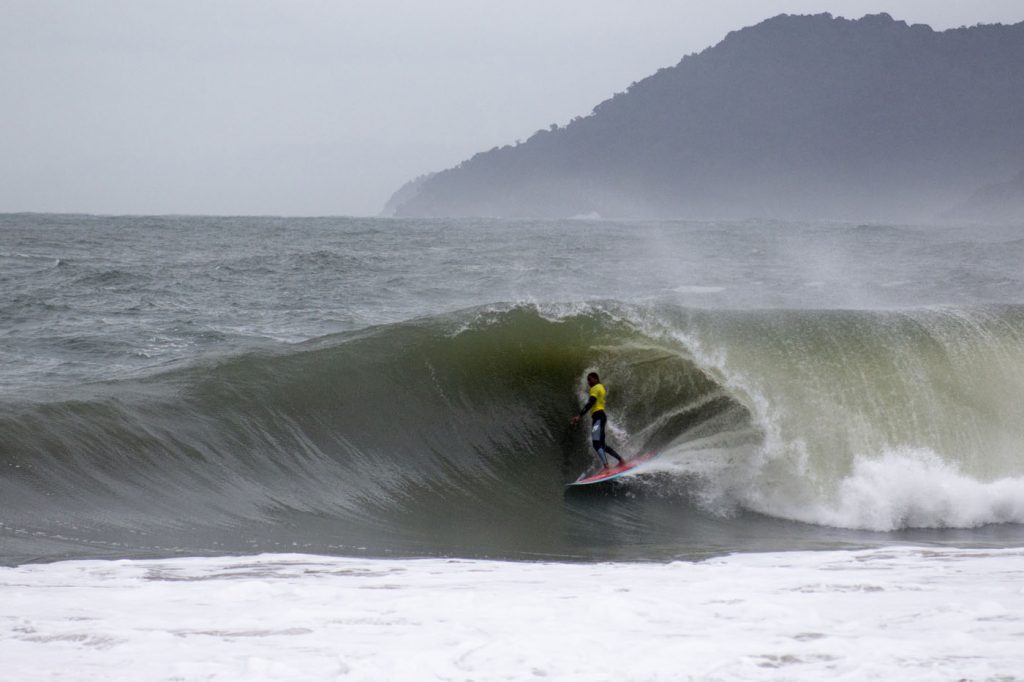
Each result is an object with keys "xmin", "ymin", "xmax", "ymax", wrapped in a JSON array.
[{"xmin": 588, "ymin": 383, "xmax": 607, "ymax": 414}]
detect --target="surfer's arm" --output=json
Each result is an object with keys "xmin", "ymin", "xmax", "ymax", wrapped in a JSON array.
[
  {"xmin": 570, "ymin": 396, "xmax": 596, "ymax": 424},
  {"xmin": 578, "ymin": 396, "xmax": 596, "ymax": 417}
]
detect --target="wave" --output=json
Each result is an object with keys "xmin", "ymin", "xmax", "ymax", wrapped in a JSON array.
[
  {"xmin": 3, "ymin": 303, "xmax": 1024, "ymax": 562},
  {"xmin": 655, "ymin": 305, "xmax": 1024, "ymax": 531}
]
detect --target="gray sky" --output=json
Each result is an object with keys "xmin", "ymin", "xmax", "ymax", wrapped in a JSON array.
[{"xmin": 3, "ymin": 1, "xmax": 1023, "ymax": 216}]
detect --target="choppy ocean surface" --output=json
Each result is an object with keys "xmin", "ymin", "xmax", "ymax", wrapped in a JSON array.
[{"xmin": 3, "ymin": 213, "xmax": 1024, "ymax": 679}]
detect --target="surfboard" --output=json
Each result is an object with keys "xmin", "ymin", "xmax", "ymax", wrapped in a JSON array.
[{"xmin": 566, "ymin": 451, "xmax": 658, "ymax": 487}]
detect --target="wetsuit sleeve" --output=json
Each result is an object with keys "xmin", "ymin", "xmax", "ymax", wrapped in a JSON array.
[{"xmin": 578, "ymin": 396, "xmax": 596, "ymax": 417}]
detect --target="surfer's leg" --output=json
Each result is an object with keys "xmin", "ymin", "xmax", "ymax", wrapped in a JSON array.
[
  {"xmin": 590, "ymin": 419, "xmax": 606, "ymax": 466},
  {"xmin": 591, "ymin": 412, "xmax": 618, "ymax": 467},
  {"xmin": 605, "ymin": 445, "xmax": 625, "ymax": 464}
]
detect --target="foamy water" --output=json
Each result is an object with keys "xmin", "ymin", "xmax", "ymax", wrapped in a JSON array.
[{"xmin": 2, "ymin": 547, "xmax": 1022, "ymax": 681}]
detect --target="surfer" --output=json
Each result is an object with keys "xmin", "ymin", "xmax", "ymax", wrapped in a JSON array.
[{"xmin": 570, "ymin": 372, "xmax": 626, "ymax": 469}]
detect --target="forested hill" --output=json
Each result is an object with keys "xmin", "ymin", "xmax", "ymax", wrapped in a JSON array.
[{"xmin": 386, "ymin": 13, "xmax": 1024, "ymax": 222}]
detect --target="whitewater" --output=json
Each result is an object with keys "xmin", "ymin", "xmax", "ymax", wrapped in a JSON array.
[{"xmin": 3, "ymin": 213, "xmax": 1024, "ymax": 679}]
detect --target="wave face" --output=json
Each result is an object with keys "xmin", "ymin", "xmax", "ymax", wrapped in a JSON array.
[{"xmin": 3, "ymin": 304, "xmax": 1024, "ymax": 563}]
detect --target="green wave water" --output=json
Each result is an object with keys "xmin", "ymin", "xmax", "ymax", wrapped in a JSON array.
[{"xmin": 3, "ymin": 303, "xmax": 1024, "ymax": 564}]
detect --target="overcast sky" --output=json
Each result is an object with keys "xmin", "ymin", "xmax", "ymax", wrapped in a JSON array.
[{"xmin": 2, "ymin": 1, "xmax": 1022, "ymax": 216}]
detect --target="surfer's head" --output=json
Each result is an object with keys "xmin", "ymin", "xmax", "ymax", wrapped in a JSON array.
[{"xmin": 586, "ymin": 372, "xmax": 600, "ymax": 387}]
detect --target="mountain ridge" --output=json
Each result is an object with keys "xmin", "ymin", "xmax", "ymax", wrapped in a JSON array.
[{"xmin": 386, "ymin": 13, "xmax": 1024, "ymax": 222}]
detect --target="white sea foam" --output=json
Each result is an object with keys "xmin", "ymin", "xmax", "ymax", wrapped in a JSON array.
[
  {"xmin": 805, "ymin": 448, "xmax": 1024, "ymax": 531},
  {"xmin": 2, "ymin": 547, "xmax": 1023, "ymax": 681},
  {"xmin": 653, "ymin": 443, "xmax": 1024, "ymax": 532}
]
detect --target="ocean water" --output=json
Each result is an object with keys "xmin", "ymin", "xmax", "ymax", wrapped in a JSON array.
[{"xmin": 3, "ymin": 213, "xmax": 1024, "ymax": 679}]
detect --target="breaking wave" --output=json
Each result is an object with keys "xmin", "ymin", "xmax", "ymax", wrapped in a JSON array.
[{"xmin": 3, "ymin": 303, "xmax": 1024, "ymax": 562}]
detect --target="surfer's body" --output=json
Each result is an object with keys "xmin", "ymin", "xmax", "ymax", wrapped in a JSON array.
[{"xmin": 571, "ymin": 372, "xmax": 625, "ymax": 469}]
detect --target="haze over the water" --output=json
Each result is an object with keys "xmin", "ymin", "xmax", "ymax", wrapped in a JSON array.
[{"xmin": 3, "ymin": 0, "xmax": 1023, "ymax": 216}]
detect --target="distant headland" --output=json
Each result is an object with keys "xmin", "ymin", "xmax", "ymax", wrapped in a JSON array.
[{"xmin": 384, "ymin": 13, "xmax": 1024, "ymax": 223}]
